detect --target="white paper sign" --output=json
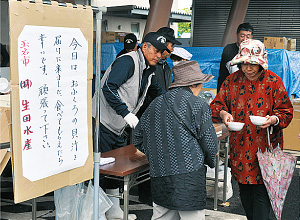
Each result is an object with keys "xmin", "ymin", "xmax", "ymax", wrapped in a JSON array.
[{"xmin": 18, "ymin": 25, "xmax": 89, "ymax": 181}]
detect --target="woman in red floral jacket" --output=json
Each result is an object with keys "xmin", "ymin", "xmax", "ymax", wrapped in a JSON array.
[{"xmin": 210, "ymin": 39, "xmax": 293, "ymax": 220}]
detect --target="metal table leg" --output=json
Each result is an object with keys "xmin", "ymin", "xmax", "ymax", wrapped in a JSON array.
[
  {"xmin": 123, "ymin": 175, "xmax": 130, "ymax": 220},
  {"xmin": 214, "ymin": 140, "xmax": 220, "ymax": 210},
  {"xmin": 222, "ymin": 141, "xmax": 229, "ymax": 203},
  {"xmin": 104, "ymin": 168, "xmax": 150, "ymax": 220},
  {"xmin": 32, "ymin": 198, "xmax": 37, "ymax": 220}
]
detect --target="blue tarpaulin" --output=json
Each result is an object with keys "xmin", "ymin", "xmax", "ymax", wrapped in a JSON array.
[{"xmin": 94, "ymin": 43, "xmax": 300, "ymax": 98}]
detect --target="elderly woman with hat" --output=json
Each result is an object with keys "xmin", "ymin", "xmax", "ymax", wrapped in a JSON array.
[
  {"xmin": 134, "ymin": 61, "xmax": 218, "ymax": 220},
  {"xmin": 210, "ymin": 39, "xmax": 293, "ymax": 220}
]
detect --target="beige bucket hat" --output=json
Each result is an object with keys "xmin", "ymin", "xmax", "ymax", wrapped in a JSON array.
[{"xmin": 169, "ymin": 60, "xmax": 214, "ymax": 89}]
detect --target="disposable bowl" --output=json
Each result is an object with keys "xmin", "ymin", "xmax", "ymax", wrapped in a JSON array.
[
  {"xmin": 249, "ymin": 116, "xmax": 267, "ymax": 126},
  {"xmin": 227, "ymin": 122, "xmax": 245, "ymax": 131}
]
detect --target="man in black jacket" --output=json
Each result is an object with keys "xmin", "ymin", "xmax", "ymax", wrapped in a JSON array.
[
  {"xmin": 155, "ymin": 27, "xmax": 182, "ymax": 90},
  {"xmin": 116, "ymin": 33, "xmax": 138, "ymax": 58},
  {"xmin": 217, "ymin": 22, "xmax": 253, "ymax": 92}
]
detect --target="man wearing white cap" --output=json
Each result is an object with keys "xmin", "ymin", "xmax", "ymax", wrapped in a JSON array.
[
  {"xmin": 134, "ymin": 61, "xmax": 218, "ymax": 220},
  {"xmin": 170, "ymin": 47, "xmax": 193, "ymax": 66}
]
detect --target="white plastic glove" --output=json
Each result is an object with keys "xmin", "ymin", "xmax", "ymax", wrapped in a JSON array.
[{"xmin": 124, "ymin": 112, "xmax": 139, "ymax": 129}]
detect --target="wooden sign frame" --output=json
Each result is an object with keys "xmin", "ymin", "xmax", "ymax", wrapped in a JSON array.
[{"xmin": 9, "ymin": 0, "xmax": 93, "ymax": 203}]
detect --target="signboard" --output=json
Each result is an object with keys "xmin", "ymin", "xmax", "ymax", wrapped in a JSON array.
[
  {"xmin": 9, "ymin": 0, "xmax": 93, "ymax": 203},
  {"xmin": 19, "ymin": 25, "xmax": 89, "ymax": 181}
]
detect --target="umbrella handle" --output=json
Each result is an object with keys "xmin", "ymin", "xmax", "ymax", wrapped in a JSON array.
[{"xmin": 266, "ymin": 127, "xmax": 272, "ymax": 152}]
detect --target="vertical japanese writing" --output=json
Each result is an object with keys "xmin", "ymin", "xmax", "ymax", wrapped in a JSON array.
[
  {"xmin": 20, "ymin": 85, "xmax": 33, "ymax": 150},
  {"xmin": 20, "ymin": 40, "xmax": 30, "ymax": 67},
  {"xmin": 70, "ymin": 38, "xmax": 82, "ymax": 72},
  {"xmin": 38, "ymin": 34, "xmax": 47, "ymax": 75},
  {"xmin": 37, "ymin": 34, "xmax": 51, "ymax": 149},
  {"xmin": 54, "ymin": 35, "xmax": 64, "ymax": 165},
  {"xmin": 69, "ymin": 37, "xmax": 81, "ymax": 161},
  {"xmin": 39, "ymin": 84, "xmax": 50, "ymax": 148},
  {"xmin": 19, "ymin": 38, "xmax": 32, "ymax": 151},
  {"xmin": 71, "ymin": 80, "xmax": 78, "ymax": 160}
]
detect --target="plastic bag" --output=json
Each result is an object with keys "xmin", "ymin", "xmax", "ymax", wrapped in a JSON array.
[
  {"xmin": 206, "ymin": 165, "xmax": 233, "ymax": 201},
  {"xmin": 54, "ymin": 183, "xmax": 86, "ymax": 220},
  {"xmin": 54, "ymin": 180, "xmax": 112, "ymax": 220},
  {"xmin": 79, "ymin": 180, "xmax": 113, "ymax": 219}
]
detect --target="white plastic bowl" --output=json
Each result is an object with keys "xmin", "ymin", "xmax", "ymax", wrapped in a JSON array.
[
  {"xmin": 249, "ymin": 116, "xmax": 267, "ymax": 126},
  {"xmin": 0, "ymin": 78, "xmax": 10, "ymax": 93},
  {"xmin": 227, "ymin": 122, "xmax": 245, "ymax": 131}
]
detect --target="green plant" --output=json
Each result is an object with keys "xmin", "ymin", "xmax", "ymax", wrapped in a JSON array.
[{"xmin": 178, "ymin": 8, "xmax": 191, "ymax": 37}]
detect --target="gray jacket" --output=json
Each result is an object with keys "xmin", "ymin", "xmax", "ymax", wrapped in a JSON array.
[{"xmin": 100, "ymin": 49, "xmax": 155, "ymax": 135}]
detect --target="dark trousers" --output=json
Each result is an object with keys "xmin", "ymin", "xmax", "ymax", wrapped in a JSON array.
[
  {"xmin": 238, "ymin": 183, "xmax": 271, "ymax": 220},
  {"xmin": 99, "ymin": 123, "xmax": 127, "ymax": 153},
  {"xmin": 138, "ymin": 172, "xmax": 152, "ymax": 206},
  {"xmin": 99, "ymin": 123, "xmax": 128, "ymax": 190}
]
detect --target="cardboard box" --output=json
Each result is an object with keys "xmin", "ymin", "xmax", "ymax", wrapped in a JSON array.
[
  {"xmin": 101, "ymin": 31, "xmax": 115, "ymax": 38},
  {"xmin": 292, "ymin": 98, "xmax": 300, "ymax": 118},
  {"xmin": 0, "ymin": 148, "xmax": 11, "ymax": 175},
  {"xmin": 101, "ymin": 39, "xmax": 116, "ymax": 43},
  {"xmin": 287, "ymin": 38, "xmax": 296, "ymax": 51},
  {"xmin": 283, "ymin": 118, "xmax": 300, "ymax": 151},
  {"xmin": 9, "ymin": 0, "xmax": 94, "ymax": 204},
  {"xmin": 115, "ymin": 32, "xmax": 131, "ymax": 42},
  {"xmin": 0, "ymin": 107, "xmax": 11, "ymax": 144},
  {"xmin": 93, "ymin": 31, "xmax": 134, "ymax": 43},
  {"xmin": 283, "ymin": 98, "xmax": 300, "ymax": 151},
  {"xmin": 264, "ymin": 37, "xmax": 287, "ymax": 49},
  {"xmin": 101, "ymin": 31, "xmax": 116, "ymax": 43},
  {"xmin": 93, "ymin": 31, "xmax": 117, "ymax": 43}
]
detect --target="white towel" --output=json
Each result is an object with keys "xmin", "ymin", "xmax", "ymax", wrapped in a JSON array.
[{"xmin": 100, "ymin": 157, "xmax": 115, "ymax": 166}]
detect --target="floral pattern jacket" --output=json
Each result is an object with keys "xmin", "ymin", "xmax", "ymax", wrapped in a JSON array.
[{"xmin": 210, "ymin": 69, "xmax": 293, "ymax": 184}]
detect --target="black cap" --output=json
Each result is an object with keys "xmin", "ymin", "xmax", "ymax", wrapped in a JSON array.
[
  {"xmin": 124, "ymin": 33, "xmax": 137, "ymax": 50},
  {"xmin": 157, "ymin": 27, "xmax": 182, "ymax": 45},
  {"xmin": 142, "ymin": 32, "xmax": 170, "ymax": 53}
]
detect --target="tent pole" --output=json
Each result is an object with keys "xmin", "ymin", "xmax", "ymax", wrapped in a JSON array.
[{"xmin": 93, "ymin": 7, "xmax": 106, "ymax": 220}]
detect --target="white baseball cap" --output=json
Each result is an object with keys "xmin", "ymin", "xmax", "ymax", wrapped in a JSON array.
[{"xmin": 172, "ymin": 47, "xmax": 192, "ymax": 60}]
